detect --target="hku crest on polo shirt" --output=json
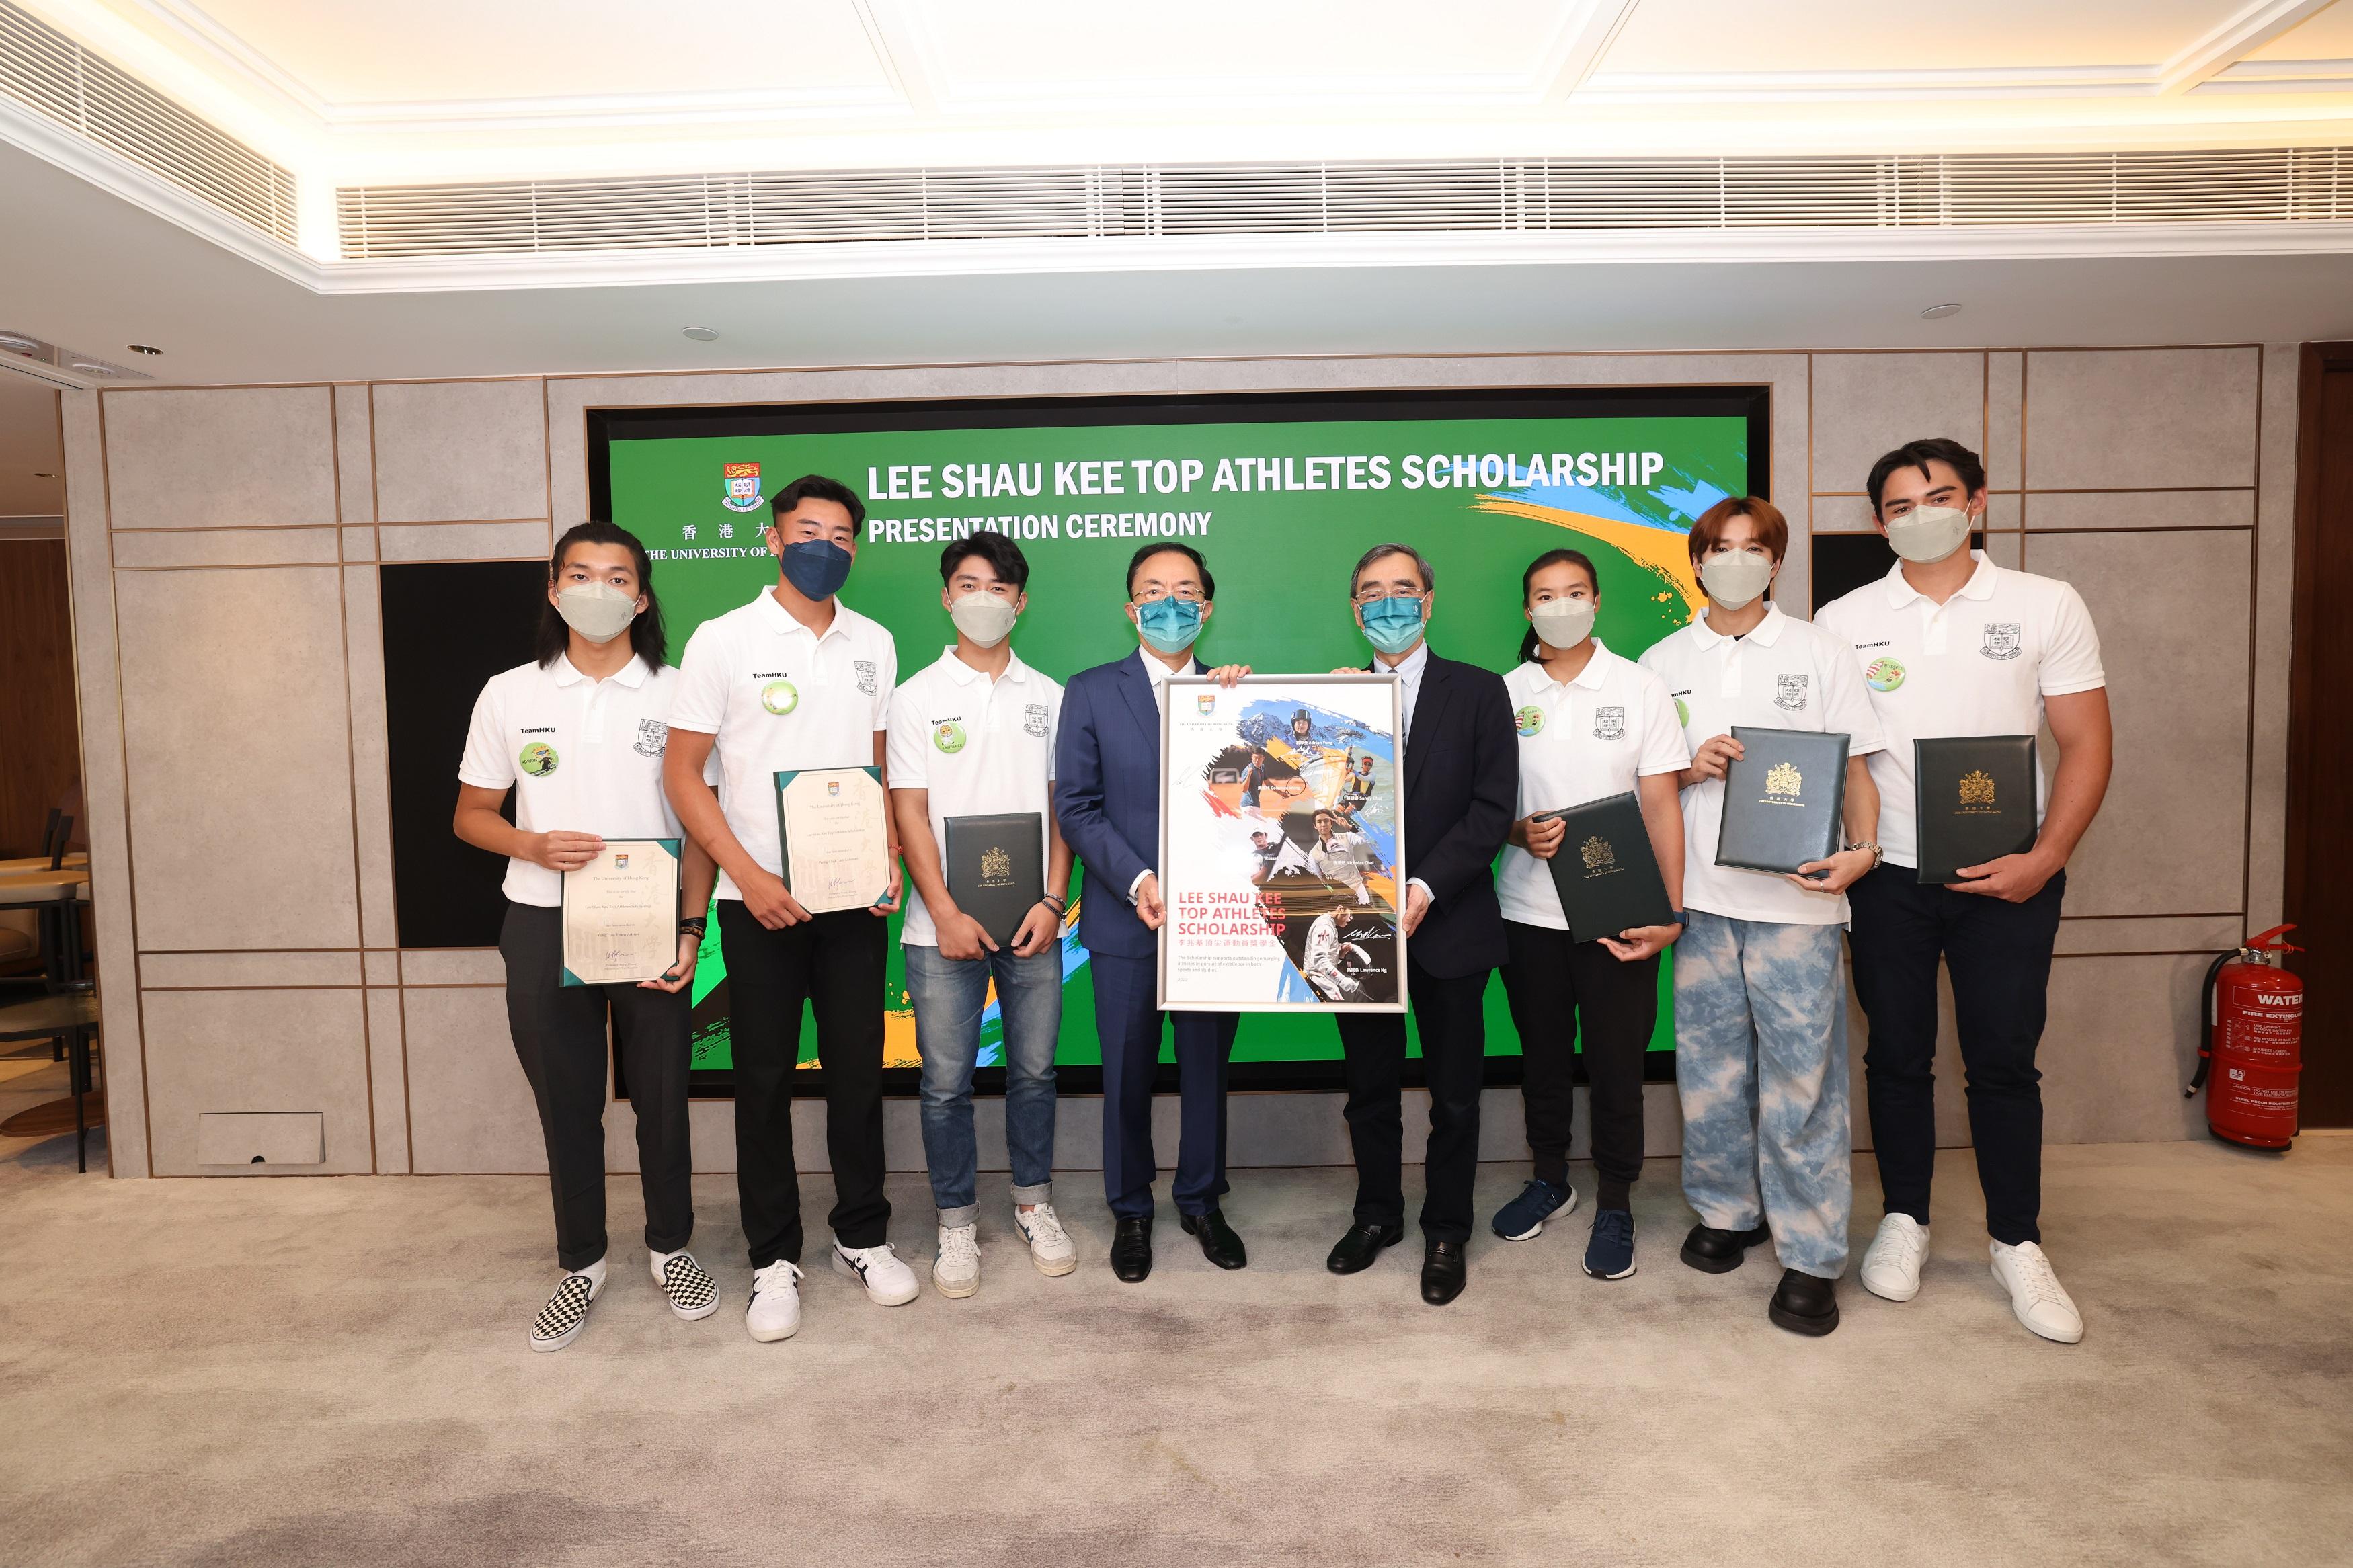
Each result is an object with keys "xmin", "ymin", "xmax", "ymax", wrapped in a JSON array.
[
  {"xmin": 1776, "ymin": 673, "xmax": 1809, "ymax": 711},
  {"xmin": 633, "ymin": 719, "xmax": 668, "ymax": 758},
  {"xmin": 722, "ymin": 462, "xmax": 763, "ymax": 513},
  {"xmin": 855, "ymin": 660, "xmax": 878, "ymax": 694},
  {"xmin": 1981, "ymin": 622, "xmax": 2023, "ymax": 661},
  {"xmin": 1592, "ymin": 705, "xmax": 1626, "ymax": 741},
  {"xmin": 1023, "ymin": 702, "xmax": 1049, "ymax": 737}
]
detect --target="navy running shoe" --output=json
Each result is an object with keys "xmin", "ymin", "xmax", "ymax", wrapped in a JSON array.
[
  {"xmin": 1583, "ymin": 1209, "xmax": 1637, "ymax": 1280},
  {"xmin": 1490, "ymin": 1178, "xmax": 1577, "ymax": 1241}
]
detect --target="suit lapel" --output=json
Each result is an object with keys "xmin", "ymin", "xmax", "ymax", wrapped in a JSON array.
[
  {"xmin": 1403, "ymin": 654, "xmax": 1445, "ymax": 796},
  {"xmin": 1117, "ymin": 653, "xmax": 1162, "ymax": 750}
]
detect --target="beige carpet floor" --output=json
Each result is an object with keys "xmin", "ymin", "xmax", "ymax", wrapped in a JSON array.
[{"xmin": 3, "ymin": 1050, "xmax": 2348, "ymax": 1567}]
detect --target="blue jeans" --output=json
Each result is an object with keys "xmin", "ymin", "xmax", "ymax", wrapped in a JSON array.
[{"xmin": 904, "ymin": 942, "xmax": 1061, "ymax": 1226}]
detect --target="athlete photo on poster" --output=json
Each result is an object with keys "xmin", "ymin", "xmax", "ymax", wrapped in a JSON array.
[{"xmin": 1158, "ymin": 673, "xmax": 1406, "ymax": 1013}]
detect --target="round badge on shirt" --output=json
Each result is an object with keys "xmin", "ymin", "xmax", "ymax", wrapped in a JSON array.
[
  {"xmin": 1864, "ymin": 657, "xmax": 1907, "ymax": 693},
  {"xmin": 1514, "ymin": 705, "xmax": 1544, "ymax": 737},
  {"xmin": 761, "ymin": 679, "xmax": 799, "ymax": 715},
  {"xmin": 518, "ymin": 741, "xmax": 559, "ymax": 777},
  {"xmin": 934, "ymin": 721, "xmax": 967, "ymax": 753}
]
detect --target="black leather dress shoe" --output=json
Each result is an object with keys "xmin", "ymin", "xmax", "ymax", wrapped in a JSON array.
[
  {"xmin": 1421, "ymin": 1240, "xmax": 1468, "ymax": 1305},
  {"xmin": 1179, "ymin": 1209, "xmax": 1248, "ymax": 1270},
  {"xmin": 1111, "ymin": 1216, "xmax": 1154, "ymax": 1283},
  {"xmin": 1680, "ymin": 1221, "xmax": 1774, "ymax": 1274},
  {"xmin": 1768, "ymin": 1268, "xmax": 1839, "ymax": 1336},
  {"xmin": 1326, "ymin": 1221, "xmax": 1405, "ymax": 1275}
]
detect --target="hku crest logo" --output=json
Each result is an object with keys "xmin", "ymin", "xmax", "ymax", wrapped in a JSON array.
[
  {"xmin": 633, "ymin": 719, "xmax": 668, "ymax": 758},
  {"xmin": 1196, "ymin": 693, "xmax": 1216, "ymax": 715},
  {"xmin": 1981, "ymin": 622, "xmax": 2023, "ymax": 661},
  {"xmin": 854, "ymin": 660, "xmax": 878, "ymax": 695},
  {"xmin": 1023, "ymin": 702, "xmax": 1049, "ymax": 737},
  {"xmin": 1592, "ymin": 706, "xmax": 1626, "ymax": 741},
  {"xmin": 1776, "ymin": 673, "xmax": 1809, "ymax": 711},
  {"xmin": 1765, "ymin": 761, "xmax": 1802, "ymax": 797},
  {"xmin": 1580, "ymin": 835, "xmax": 1616, "ymax": 871},
  {"xmin": 1958, "ymin": 769, "xmax": 1997, "ymax": 807},
  {"xmin": 614, "ymin": 852, "xmax": 630, "ymax": 870},
  {"xmin": 826, "ymin": 779, "xmax": 842, "ymax": 798},
  {"xmin": 722, "ymin": 462, "xmax": 764, "ymax": 513}
]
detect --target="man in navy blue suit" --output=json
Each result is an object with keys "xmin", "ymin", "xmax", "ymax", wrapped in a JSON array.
[
  {"xmin": 1054, "ymin": 542, "xmax": 1249, "ymax": 1283},
  {"xmin": 1322, "ymin": 542, "xmax": 1519, "ymax": 1306}
]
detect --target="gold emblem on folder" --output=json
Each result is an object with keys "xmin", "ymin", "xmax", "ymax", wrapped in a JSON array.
[
  {"xmin": 1958, "ymin": 770, "xmax": 1997, "ymax": 807},
  {"xmin": 1580, "ymin": 835, "xmax": 1616, "ymax": 871},
  {"xmin": 980, "ymin": 845, "xmax": 1012, "ymax": 885},
  {"xmin": 1765, "ymin": 761, "xmax": 1802, "ymax": 798}
]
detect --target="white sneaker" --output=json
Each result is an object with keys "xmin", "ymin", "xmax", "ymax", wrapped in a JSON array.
[
  {"xmin": 833, "ymin": 1241, "xmax": 920, "ymax": 1307},
  {"xmin": 933, "ymin": 1224, "xmax": 981, "ymax": 1298},
  {"xmin": 1014, "ymin": 1202, "xmax": 1078, "ymax": 1276},
  {"xmin": 1991, "ymin": 1240, "xmax": 2085, "ymax": 1344},
  {"xmin": 746, "ymin": 1260, "xmax": 803, "ymax": 1342},
  {"xmin": 1860, "ymin": 1214, "xmax": 1929, "ymax": 1303}
]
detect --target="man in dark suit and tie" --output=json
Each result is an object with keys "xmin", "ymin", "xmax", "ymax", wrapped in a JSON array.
[
  {"xmin": 1325, "ymin": 542, "xmax": 1519, "ymax": 1305},
  {"xmin": 1054, "ymin": 543, "xmax": 1249, "ymax": 1283}
]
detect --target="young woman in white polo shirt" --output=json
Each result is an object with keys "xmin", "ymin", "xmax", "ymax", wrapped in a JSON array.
[
  {"xmin": 454, "ymin": 522, "xmax": 720, "ymax": 1352},
  {"xmin": 1491, "ymin": 548, "xmax": 1690, "ymax": 1282},
  {"xmin": 1638, "ymin": 498, "xmax": 1886, "ymax": 1337}
]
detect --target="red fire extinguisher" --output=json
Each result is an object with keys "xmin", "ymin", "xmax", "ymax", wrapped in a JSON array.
[{"xmin": 2188, "ymin": 925, "xmax": 2304, "ymax": 1150}]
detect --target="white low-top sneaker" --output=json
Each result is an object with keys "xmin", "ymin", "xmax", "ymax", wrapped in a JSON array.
[
  {"xmin": 1991, "ymin": 1240, "xmax": 2085, "ymax": 1344},
  {"xmin": 528, "ymin": 1270, "xmax": 603, "ymax": 1353},
  {"xmin": 1860, "ymin": 1214, "xmax": 1929, "ymax": 1303},
  {"xmin": 1014, "ymin": 1203, "xmax": 1078, "ymax": 1277},
  {"xmin": 746, "ymin": 1260, "xmax": 803, "ymax": 1342},
  {"xmin": 833, "ymin": 1241, "xmax": 921, "ymax": 1307},
  {"xmin": 933, "ymin": 1224, "xmax": 981, "ymax": 1298}
]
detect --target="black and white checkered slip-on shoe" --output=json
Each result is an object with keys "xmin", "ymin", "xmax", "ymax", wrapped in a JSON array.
[
  {"xmin": 528, "ymin": 1271, "xmax": 602, "ymax": 1353},
  {"xmin": 660, "ymin": 1252, "xmax": 719, "ymax": 1321}
]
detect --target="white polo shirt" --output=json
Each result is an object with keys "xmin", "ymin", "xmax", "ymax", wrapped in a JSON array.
[
  {"xmin": 670, "ymin": 589, "xmax": 896, "ymax": 901},
  {"xmin": 457, "ymin": 654, "xmax": 683, "ymax": 908},
  {"xmin": 886, "ymin": 647, "xmax": 1064, "ymax": 947},
  {"xmin": 1640, "ymin": 603, "xmax": 1887, "ymax": 925},
  {"xmin": 1813, "ymin": 553, "xmax": 2105, "ymax": 870},
  {"xmin": 1497, "ymin": 640, "xmax": 1691, "ymax": 931}
]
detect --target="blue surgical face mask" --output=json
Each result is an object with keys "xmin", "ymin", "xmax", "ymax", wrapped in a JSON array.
[
  {"xmin": 1359, "ymin": 595, "xmax": 1426, "ymax": 656},
  {"xmin": 779, "ymin": 538, "xmax": 853, "ymax": 600},
  {"xmin": 1133, "ymin": 596, "xmax": 1203, "ymax": 655}
]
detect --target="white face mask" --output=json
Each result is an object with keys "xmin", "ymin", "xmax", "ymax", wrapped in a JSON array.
[
  {"xmin": 555, "ymin": 581, "xmax": 638, "ymax": 644},
  {"xmin": 1698, "ymin": 550, "xmax": 1774, "ymax": 609},
  {"xmin": 949, "ymin": 590, "xmax": 1019, "ymax": 647},
  {"xmin": 1529, "ymin": 598, "xmax": 1596, "ymax": 651},
  {"xmin": 1886, "ymin": 503, "xmax": 1973, "ymax": 564}
]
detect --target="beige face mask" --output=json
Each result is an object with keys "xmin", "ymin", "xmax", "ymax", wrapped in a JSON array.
[
  {"xmin": 949, "ymin": 591, "xmax": 1019, "ymax": 647},
  {"xmin": 1887, "ymin": 505, "xmax": 1972, "ymax": 563},
  {"xmin": 1699, "ymin": 550, "xmax": 1773, "ymax": 608},
  {"xmin": 1529, "ymin": 598, "xmax": 1596, "ymax": 649},
  {"xmin": 556, "ymin": 581, "xmax": 637, "ymax": 643}
]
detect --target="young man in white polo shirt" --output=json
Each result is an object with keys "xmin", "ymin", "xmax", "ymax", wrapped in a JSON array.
[
  {"xmin": 1814, "ymin": 438, "xmax": 2114, "ymax": 1344},
  {"xmin": 887, "ymin": 529, "xmax": 1076, "ymax": 1298},
  {"xmin": 664, "ymin": 474, "xmax": 915, "ymax": 1341}
]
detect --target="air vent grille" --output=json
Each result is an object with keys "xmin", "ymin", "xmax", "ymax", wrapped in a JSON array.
[
  {"xmin": 0, "ymin": 0, "xmax": 296, "ymax": 243},
  {"xmin": 338, "ymin": 147, "xmax": 2352, "ymax": 260}
]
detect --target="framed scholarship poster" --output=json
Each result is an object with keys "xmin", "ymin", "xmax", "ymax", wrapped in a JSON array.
[{"xmin": 1158, "ymin": 673, "xmax": 1406, "ymax": 1014}]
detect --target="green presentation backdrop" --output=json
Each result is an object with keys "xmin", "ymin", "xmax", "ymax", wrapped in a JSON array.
[{"xmin": 599, "ymin": 394, "xmax": 1755, "ymax": 1079}]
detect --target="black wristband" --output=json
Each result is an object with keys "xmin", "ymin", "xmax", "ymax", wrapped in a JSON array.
[{"xmin": 678, "ymin": 918, "xmax": 708, "ymax": 937}]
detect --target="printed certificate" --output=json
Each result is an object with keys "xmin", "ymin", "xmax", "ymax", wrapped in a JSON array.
[
  {"xmin": 1158, "ymin": 674, "xmax": 1406, "ymax": 1013},
  {"xmin": 774, "ymin": 766, "xmax": 892, "ymax": 914},
  {"xmin": 559, "ymin": 838, "xmax": 682, "ymax": 986}
]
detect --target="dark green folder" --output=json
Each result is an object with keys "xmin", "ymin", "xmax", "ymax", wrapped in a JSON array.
[
  {"xmin": 1913, "ymin": 735, "xmax": 2038, "ymax": 884},
  {"xmin": 944, "ymin": 813, "xmax": 1045, "ymax": 948},
  {"xmin": 1716, "ymin": 727, "xmax": 1850, "ymax": 876},
  {"xmin": 1535, "ymin": 792, "xmax": 1675, "ymax": 942}
]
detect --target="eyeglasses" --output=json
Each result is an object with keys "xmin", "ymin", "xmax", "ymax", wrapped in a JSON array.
[
  {"xmin": 1131, "ymin": 585, "xmax": 1205, "ymax": 604},
  {"xmin": 1353, "ymin": 584, "xmax": 1422, "ymax": 605}
]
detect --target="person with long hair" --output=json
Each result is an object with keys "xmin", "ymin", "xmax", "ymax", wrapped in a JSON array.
[
  {"xmin": 453, "ymin": 521, "xmax": 719, "ymax": 1352},
  {"xmin": 1491, "ymin": 548, "xmax": 1689, "ymax": 1282},
  {"xmin": 1638, "ymin": 498, "xmax": 1885, "ymax": 1335}
]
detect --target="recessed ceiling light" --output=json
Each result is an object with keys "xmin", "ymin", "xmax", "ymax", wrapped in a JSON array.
[
  {"xmin": 681, "ymin": 326, "xmax": 720, "ymax": 341},
  {"xmin": 127, "ymin": 343, "xmax": 163, "ymax": 356},
  {"xmin": 70, "ymin": 361, "xmax": 116, "ymax": 376},
  {"xmin": 1919, "ymin": 302, "xmax": 1963, "ymax": 319},
  {"xmin": 0, "ymin": 333, "xmax": 39, "ymax": 353}
]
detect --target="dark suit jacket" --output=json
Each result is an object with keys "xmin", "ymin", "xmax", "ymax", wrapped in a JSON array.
[
  {"xmin": 1386, "ymin": 651, "xmax": 1518, "ymax": 979},
  {"xmin": 1053, "ymin": 653, "xmax": 1168, "ymax": 961}
]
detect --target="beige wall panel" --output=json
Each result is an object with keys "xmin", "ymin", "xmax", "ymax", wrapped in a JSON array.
[
  {"xmin": 112, "ymin": 528, "xmax": 340, "ymax": 569},
  {"xmin": 342, "ymin": 564, "xmax": 399, "ymax": 950},
  {"xmin": 62, "ymin": 390, "xmax": 149, "ymax": 1175},
  {"xmin": 366, "ymin": 986, "xmax": 409, "ymax": 1173},
  {"xmin": 141, "ymin": 987, "xmax": 374, "ymax": 1175},
  {"xmin": 333, "ymin": 384, "xmax": 374, "ymax": 523},
  {"xmin": 2040, "ymin": 954, "xmax": 2208, "ymax": 1144},
  {"xmin": 102, "ymin": 387, "xmax": 337, "ymax": 531},
  {"xmin": 371, "ymin": 380, "xmax": 549, "ymax": 524},
  {"xmin": 377, "ymin": 520, "xmax": 550, "ymax": 562},
  {"xmin": 362, "ymin": 950, "xmax": 397, "ymax": 986},
  {"xmin": 116, "ymin": 566, "xmax": 360, "ymax": 949},
  {"xmin": 401, "ymin": 948, "xmax": 502, "ymax": 985},
  {"xmin": 2023, "ymin": 348, "xmax": 2260, "ymax": 491},
  {"xmin": 1812, "ymin": 496, "xmax": 1877, "ymax": 534},
  {"xmin": 1987, "ymin": 350, "xmax": 2024, "ymax": 491},
  {"xmin": 2030, "ymin": 530, "xmax": 2249, "ymax": 917},
  {"xmin": 2054, "ymin": 914, "xmax": 2245, "ymax": 956},
  {"xmin": 141, "ymin": 951, "xmax": 360, "ymax": 988},
  {"xmin": 341, "ymin": 527, "xmax": 376, "ymax": 561},
  {"xmin": 1810, "ymin": 352, "xmax": 1985, "ymax": 497},
  {"xmin": 2026, "ymin": 491, "xmax": 2253, "ymax": 532},
  {"xmin": 2247, "ymin": 345, "xmax": 2297, "ymax": 932},
  {"xmin": 401, "ymin": 985, "xmax": 541, "ymax": 1173}
]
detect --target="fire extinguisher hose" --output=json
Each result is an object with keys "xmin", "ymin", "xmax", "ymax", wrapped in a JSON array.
[{"xmin": 2187, "ymin": 950, "xmax": 2233, "ymax": 1097}]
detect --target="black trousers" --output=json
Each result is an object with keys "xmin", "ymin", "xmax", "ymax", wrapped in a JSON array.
[
  {"xmin": 717, "ymin": 901, "xmax": 891, "ymax": 1267},
  {"xmin": 1846, "ymin": 864, "xmax": 2065, "ymax": 1246},
  {"xmin": 1501, "ymin": 919, "xmax": 1659, "ymax": 1212},
  {"xmin": 498, "ymin": 902, "xmax": 694, "ymax": 1272},
  {"xmin": 1337, "ymin": 962, "xmax": 1490, "ymax": 1244}
]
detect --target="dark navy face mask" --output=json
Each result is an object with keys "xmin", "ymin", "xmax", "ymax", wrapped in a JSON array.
[{"xmin": 780, "ymin": 538, "xmax": 854, "ymax": 600}]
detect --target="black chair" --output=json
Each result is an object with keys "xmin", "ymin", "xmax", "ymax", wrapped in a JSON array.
[{"xmin": 0, "ymin": 884, "xmax": 101, "ymax": 1171}]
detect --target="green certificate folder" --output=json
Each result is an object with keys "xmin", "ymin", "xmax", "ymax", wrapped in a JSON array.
[
  {"xmin": 1716, "ymin": 726, "xmax": 1850, "ymax": 875},
  {"xmin": 1535, "ymin": 792, "xmax": 1675, "ymax": 942},
  {"xmin": 1913, "ymin": 735, "xmax": 2038, "ymax": 884},
  {"xmin": 772, "ymin": 765, "xmax": 892, "ymax": 914},
  {"xmin": 944, "ymin": 813, "xmax": 1045, "ymax": 948}
]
